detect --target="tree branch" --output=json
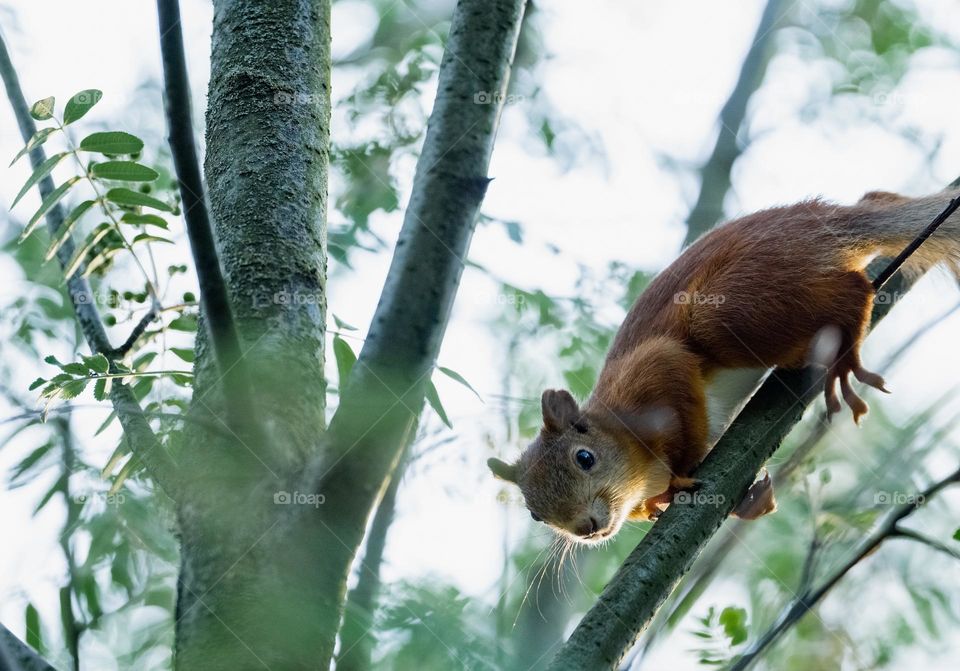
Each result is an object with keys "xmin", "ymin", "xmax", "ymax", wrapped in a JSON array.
[
  {"xmin": 634, "ymin": 295, "xmax": 960, "ymax": 661},
  {"xmin": 321, "ymin": 0, "xmax": 525, "ymax": 496},
  {"xmin": 336, "ymin": 436, "xmax": 412, "ymax": 671},
  {"xmin": 299, "ymin": 1, "xmax": 526, "ymax": 664},
  {"xmin": 546, "ymin": 273, "xmax": 909, "ymax": 670},
  {"xmin": 0, "ymin": 32, "xmax": 178, "ymax": 498},
  {"xmin": 730, "ymin": 465, "xmax": 960, "ymax": 671},
  {"xmin": 155, "ymin": 0, "xmax": 261, "ymax": 442},
  {"xmin": 0, "ymin": 623, "xmax": 56, "ymax": 671},
  {"xmin": 682, "ymin": 0, "xmax": 789, "ymax": 246}
]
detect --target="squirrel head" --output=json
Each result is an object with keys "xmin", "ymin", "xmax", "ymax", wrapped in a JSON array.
[{"xmin": 488, "ymin": 389, "xmax": 675, "ymax": 544}]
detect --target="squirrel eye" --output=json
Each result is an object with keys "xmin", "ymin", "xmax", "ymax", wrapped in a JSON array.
[
  {"xmin": 530, "ymin": 511, "xmax": 542, "ymax": 522},
  {"xmin": 575, "ymin": 449, "xmax": 595, "ymax": 471}
]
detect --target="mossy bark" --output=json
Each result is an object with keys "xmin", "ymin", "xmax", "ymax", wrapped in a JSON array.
[
  {"xmin": 174, "ymin": 0, "xmax": 526, "ymax": 668},
  {"xmin": 173, "ymin": 0, "xmax": 331, "ymax": 668}
]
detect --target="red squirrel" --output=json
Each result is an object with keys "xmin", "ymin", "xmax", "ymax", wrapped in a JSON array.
[{"xmin": 488, "ymin": 189, "xmax": 960, "ymax": 543}]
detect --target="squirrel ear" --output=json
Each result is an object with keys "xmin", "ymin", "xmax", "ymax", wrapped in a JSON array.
[
  {"xmin": 487, "ymin": 457, "xmax": 519, "ymax": 483},
  {"xmin": 541, "ymin": 389, "xmax": 582, "ymax": 433}
]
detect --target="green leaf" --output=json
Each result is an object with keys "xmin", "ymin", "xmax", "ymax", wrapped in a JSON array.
[
  {"xmin": 44, "ymin": 199, "xmax": 96, "ymax": 260},
  {"xmin": 121, "ymin": 212, "xmax": 168, "ymax": 228},
  {"xmin": 28, "ymin": 377, "xmax": 46, "ymax": 391},
  {"xmin": 437, "ymin": 366, "xmax": 482, "ymax": 401},
  {"xmin": 22, "ymin": 176, "xmax": 82, "ymax": 240},
  {"xmin": 131, "ymin": 233, "xmax": 173, "ymax": 245},
  {"xmin": 91, "ymin": 161, "xmax": 159, "ymax": 182},
  {"xmin": 168, "ymin": 314, "xmax": 197, "ymax": 332},
  {"xmin": 425, "ymin": 380, "xmax": 452, "ymax": 428},
  {"xmin": 11, "ymin": 151, "xmax": 69, "ymax": 208},
  {"xmin": 62, "ymin": 89, "xmax": 102, "ymax": 125},
  {"xmin": 105, "ymin": 187, "xmax": 173, "ymax": 212},
  {"xmin": 60, "ymin": 378, "xmax": 89, "ymax": 399},
  {"xmin": 62, "ymin": 362, "xmax": 88, "ymax": 375},
  {"xmin": 35, "ymin": 475, "xmax": 66, "ymax": 514},
  {"xmin": 332, "ymin": 335, "xmax": 357, "ymax": 387},
  {"xmin": 10, "ymin": 442, "xmax": 53, "ymax": 483},
  {"xmin": 30, "ymin": 97, "xmax": 55, "ymax": 121},
  {"xmin": 953, "ymin": 528, "xmax": 960, "ymax": 542},
  {"xmin": 718, "ymin": 606, "xmax": 748, "ymax": 647},
  {"xmin": 43, "ymin": 354, "xmax": 64, "ymax": 367},
  {"xmin": 81, "ymin": 246, "xmax": 122, "ymax": 278},
  {"xmin": 93, "ymin": 377, "xmax": 111, "ymax": 401},
  {"xmin": 132, "ymin": 351, "xmax": 158, "ymax": 371},
  {"xmin": 171, "ymin": 347, "xmax": 195, "ymax": 363},
  {"xmin": 25, "ymin": 602, "xmax": 42, "ymax": 652},
  {"xmin": 63, "ymin": 222, "xmax": 112, "ymax": 279},
  {"xmin": 84, "ymin": 353, "xmax": 110, "ymax": 374},
  {"xmin": 79, "ymin": 131, "xmax": 144, "ymax": 155},
  {"xmin": 10, "ymin": 127, "xmax": 57, "ymax": 167},
  {"xmin": 94, "ymin": 410, "xmax": 118, "ymax": 436},
  {"xmin": 333, "ymin": 314, "xmax": 358, "ymax": 331}
]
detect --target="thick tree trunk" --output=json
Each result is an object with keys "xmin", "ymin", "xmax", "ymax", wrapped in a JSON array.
[
  {"xmin": 173, "ymin": 1, "xmax": 332, "ymax": 668},
  {"xmin": 197, "ymin": 0, "xmax": 330, "ymax": 458},
  {"xmin": 174, "ymin": 0, "xmax": 525, "ymax": 668}
]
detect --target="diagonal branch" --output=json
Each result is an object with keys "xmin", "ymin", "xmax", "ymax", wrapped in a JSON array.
[
  {"xmin": 546, "ymin": 274, "xmax": 910, "ymax": 670},
  {"xmin": 633, "ymin": 296, "xmax": 960, "ymax": 662},
  {"xmin": 0, "ymin": 32, "xmax": 178, "ymax": 498},
  {"xmin": 316, "ymin": 0, "xmax": 526, "ymax": 548},
  {"xmin": 0, "ymin": 623, "xmax": 56, "ymax": 671},
  {"xmin": 299, "ymin": 1, "xmax": 527, "ymax": 665},
  {"xmin": 682, "ymin": 0, "xmax": 790, "ymax": 247},
  {"xmin": 155, "ymin": 0, "xmax": 261, "ymax": 442},
  {"xmin": 730, "ymin": 465, "xmax": 960, "ymax": 671}
]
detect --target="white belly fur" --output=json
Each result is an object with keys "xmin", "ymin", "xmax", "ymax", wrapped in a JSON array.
[{"xmin": 705, "ymin": 367, "xmax": 770, "ymax": 446}]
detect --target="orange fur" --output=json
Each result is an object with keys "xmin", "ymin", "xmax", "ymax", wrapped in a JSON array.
[{"xmin": 491, "ymin": 188, "xmax": 960, "ymax": 538}]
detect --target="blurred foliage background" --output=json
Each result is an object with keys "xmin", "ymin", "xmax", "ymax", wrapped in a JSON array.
[{"xmin": 2, "ymin": 0, "xmax": 960, "ymax": 669}]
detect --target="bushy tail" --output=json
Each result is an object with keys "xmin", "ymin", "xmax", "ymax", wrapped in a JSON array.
[{"xmin": 850, "ymin": 188, "xmax": 960, "ymax": 281}]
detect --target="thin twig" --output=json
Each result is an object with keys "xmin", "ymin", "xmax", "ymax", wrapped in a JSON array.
[
  {"xmin": 156, "ymin": 0, "xmax": 262, "ymax": 446},
  {"xmin": 730, "ymin": 465, "xmax": 960, "ymax": 671},
  {"xmin": 0, "ymin": 31, "xmax": 178, "ymax": 498},
  {"xmin": 110, "ymin": 304, "xmax": 160, "ymax": 357}
]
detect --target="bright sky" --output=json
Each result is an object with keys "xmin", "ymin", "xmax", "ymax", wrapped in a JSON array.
[{"xmin": 2, "ymin": 1, "xmax": 960, "ymax": 669}]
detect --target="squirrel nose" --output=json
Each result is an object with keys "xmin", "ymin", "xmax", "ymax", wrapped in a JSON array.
[{"xmin": 576, "ymin": 516, "xmax": 600, "ymax": 537}]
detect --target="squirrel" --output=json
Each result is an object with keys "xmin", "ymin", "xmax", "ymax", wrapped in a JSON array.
[{"xmin": 488, "ymin": 188, "xmax": 960, "ymax": 543}]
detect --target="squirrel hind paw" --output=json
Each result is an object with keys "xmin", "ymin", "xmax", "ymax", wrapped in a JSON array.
[
  {"xmin": 823, "ymin": 373, "xmax": 843, "ymax": 417},
  {"xmin": 839, "ymin": 373, "xmax": 869, "ymax": 424},
  {"xmin": 852, "ymin": 365, "xmax": 890, "ymax": 393}
]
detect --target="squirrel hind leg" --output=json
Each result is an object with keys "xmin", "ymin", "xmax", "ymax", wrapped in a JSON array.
[{"xmin": 817, "ymin": 272, "xmax": 888, "ymax": 422}]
